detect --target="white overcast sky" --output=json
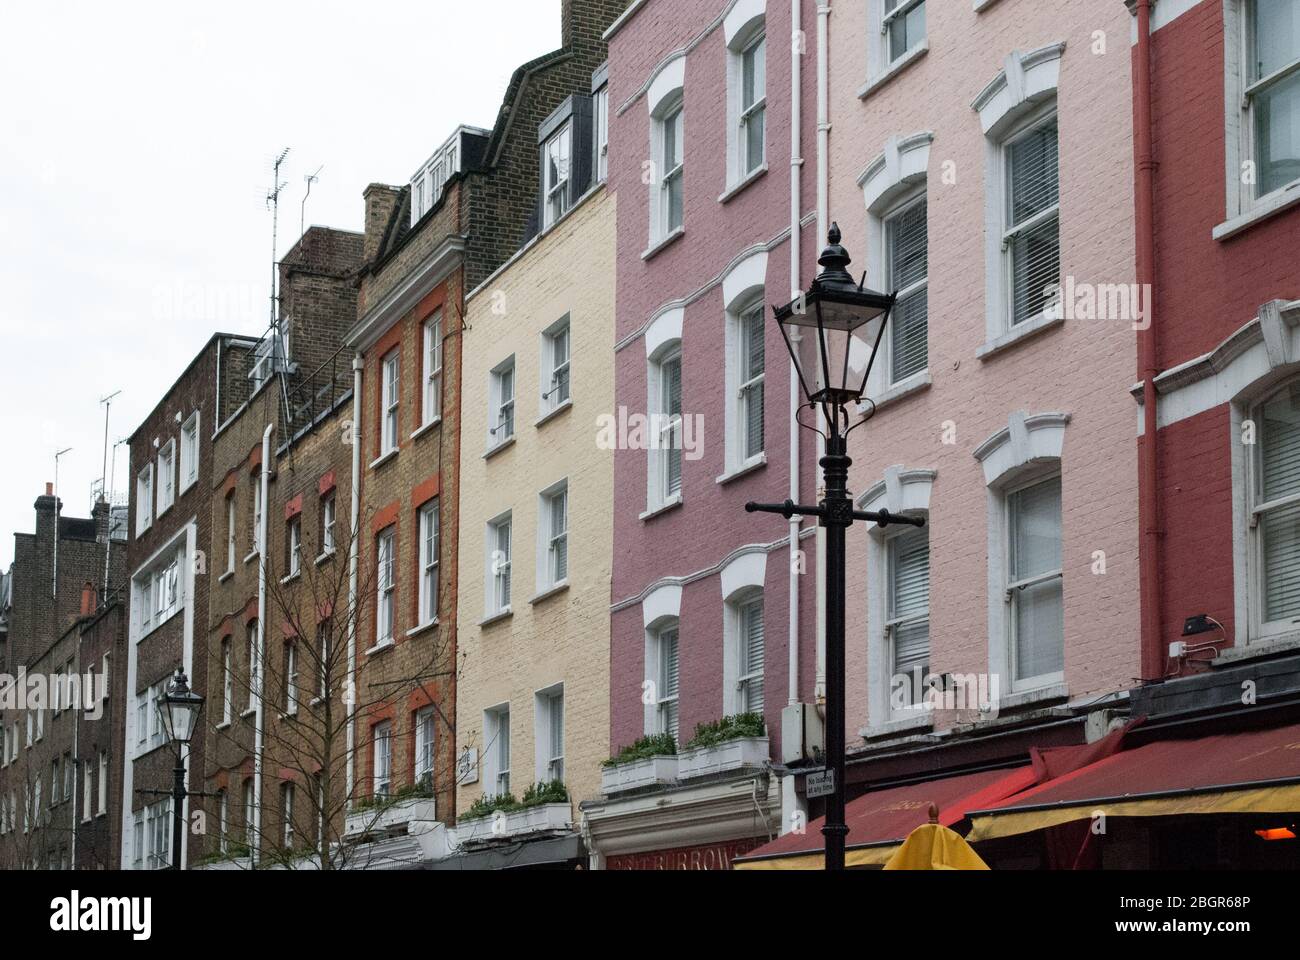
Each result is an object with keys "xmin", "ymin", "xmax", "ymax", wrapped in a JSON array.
[{"xmin": 0, "ymin": 1, "xmax": 561, "ymax": 568}]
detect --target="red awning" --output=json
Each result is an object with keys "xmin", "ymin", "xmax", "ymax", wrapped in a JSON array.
[
  {"xmin": 734, "ymin": 722, "xmax": 1136, "ymax": 869},
  {"xmin": 967, "ymin": 721, "xmax": 1300, "ymax": 842},
  {"xmin": 734, "ymin": 765, "xmax": 1037, "ymax": 869}
]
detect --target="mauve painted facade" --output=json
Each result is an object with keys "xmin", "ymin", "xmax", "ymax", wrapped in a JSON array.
[{"xmin": 607, "ymin": 0, "xmax": 820, "ymax": 772}]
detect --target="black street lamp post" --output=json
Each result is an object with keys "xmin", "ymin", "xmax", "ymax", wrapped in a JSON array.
[
  {"xmin": 144, "ymin": 668, "xmax": 205, "ymax": 870},
  {"xmin": 747, "ymin": 223, "xmax": 925, "ymax": 871}
]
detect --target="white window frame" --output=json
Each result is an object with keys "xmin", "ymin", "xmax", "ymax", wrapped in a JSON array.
[
  {"xmin": 280, "ymin": 781, "xmax": 295, "ymax": 849},
  {"xmin": 534, "ymin": 685, "xmax": 565, "ymax": 783},
  {"xmin": 654, "ymin": 622, "xmax": 680, "ymax": 741},
  {"xmin": 1002, "ymin": 471, "xmax": 1065, "ymax": 693},
  {"xmin": 418, "ymin": 499, "xmax": 440, "ymax": 627},
  {"xmin": 727, "ymin": 299, "xmax": 766, "ymax": 471},
  {"xmin": 216, "ymin": 788, "xmax": 228, "ymax": 854},
  {"xmin": 877, "ymin": 0, "xmax": 926, "ymax": 70},
  {"xmin": 287, "ymin": 515, "xmax": 302, "ymax": 577},
  {"xmin": 647, "ymin": 342, "xmax": 684, "ymax": 511},
  {"xmin": 98, "ymin": 751, "xmax": 108, "ymax": 816},
  {"xmin": 541, "ymin": 316, "xmax": 572, "ymax": 416},
  {"xmin": 157, "ymin": 441, "xmax": 176, "ymax": 516},
  {"xmin": 998, "ymin": 102, "xmax": 1060, "ymax": 331},
  {"xmin": 1245, "ymin": 379, "xmax": 1300, "ymax": 642},
  {"xmin": 655, "ymin": 98, "xmax": 685, "ymax": 240},
  {"xmin": 483, "ymin": 704, "xmax": 511, "ymax": 798},
  {"xmin": 488, "ymin": 356, "xmax": 516, "ymax": 449},
  {"xmin": 225, "ymin": 494, "xmax": 236, "ymax": 574},
  {"xmin": 381, "ymin": 350, "xmax": 400, "ymax": 456},
  {"xmin": 729, "ymin": 590, "xmax": 765, "ymax": 716},
  {"xmin": 594, "ymin": 82, "xmax": 610, "ymax": 183},
  {"xmin": 373, "ymin": 721, "xmax": 392, "ymax": 798},
  {"xmin": 250, "ymin": 470, "xmax": 262, "ymax": 557},
  {"xmin": 885, "ymin": 525, "xmax": 931, "ymax": 715},
  {"xmin": 221, "ymin": 638, "xmax": 232, "ymax": 725},
  {"xmin": 376, "ymin": 527, "xmax": 395, "ymax": 646},
  {"xmin": 246, "ymin": 620, "xmax": 259, "ymax": 712},
  {"xmin": 136, "ymin": 463, "xmax": 153, "ymax": 535},
  {"xmin": 542, "ymin": 121, "xmax": 573, "ymax": 229},
  {"xmin": 1224, "ymin": 0, "xmax": 1300, "ymax": 225},
  {"xmin": 179, "ymin": 412, "xmax": 200, "ymax": 494},
  {"xmin": 881, "ymin": 190, "xmax": 929, "ymax": 386},
  {"xmin": 415, "ymin": 707, "xmax": 436, "ymax": 787},
  {"xmin": 284, "ymin": 639, "xmax": 299, "ymax": 717},
  {"xmin": 486, "ymin": 512, "xmax": 513, "ymax": 617},
  {"xmin": 727, "ymin": 21, "xmax": 768, "ymax": 188},
  {"xmin": 321, "ymin": 492, "xmax": 336, "ymax": 555},
  {"xmin": 538, "ymin": 481, "xmax": 569, "ymax": 592},
  {"xmin": 422, "ymin": 314, "xmax": 443, "ymax": 428}
]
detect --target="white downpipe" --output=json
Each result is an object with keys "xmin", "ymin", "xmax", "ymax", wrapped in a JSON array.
[
  {"xmin": 783, "ymin": 0, "xmax": 809, "ymax": 837},
  {"xmin": 346, "ymin": 355, "xmax": 363, "ymax": 806},
  {"xmin": 788, "ymin": 0, "xmax": 804, "ymax": 709},
  {"xmin": 252, "ymin": 423, "xmax": 272, "ymax": 866},
  {"xmin": 814, "ymin": 0, "xmax": 830, "ymax": 698}
]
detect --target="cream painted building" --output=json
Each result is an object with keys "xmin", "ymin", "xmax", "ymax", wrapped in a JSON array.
[{"xmin": 454, "ymin": 182, "xmax": 615, "ymax": 844}]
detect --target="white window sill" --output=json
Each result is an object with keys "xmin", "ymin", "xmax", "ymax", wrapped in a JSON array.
[
  {"xmin": 310, "ymin": 696, "xmax": 325, "ymax": 708},
  {"xmin": 857, "ymin": 42, "xmax": 929, "ymax": 100},
  {"xmin": 406, "ymin": 620, "xmax": 439, "ymax": 639},
  {"xmin": 479, "ymin": 608, "xmax": 513, "ymax": 628},
  {"xmin": 973, "ymin": 0, "xmax": 1005, "ymax": 11},
  {"xmin": 859, "ymin": 370, "xmax": 932, "ymax": 416},
  {"xmin": 410, "ymin": 418, "xmax": 442, "ymax": 443},
  {"xmin": 535, "ymin": 399, "xmax": 573, "ymax": 429},
  {"xmin": 639, "ymin": 494, "xmax": 683, "ymax": 522},
  {"xmin": 860, "ymin": 710, "xmax": 935, "ymax": 741},
  {"xmin": 995, "ymin": 681, "xmax": 1068, "ymax": 713},
  {"xmin": 530, "ymin": 581, "xmax": 570, "ymax": 606},
  {"xmin": 976, "ymin": 312, "xmax": 1064, "ymax": 361},
  {"xmin": 365, "ymin": 640, "xmax": 395, "ymax": 657},
  {"xmin": 369, "ymin": 449, "xmax": 399, "ymax": 471},
  {"xmin": 315, "ymin": 549, "xmax": 335, "ymax": 566},
  {"xmin": 157, "ymin": 503, "xmax": 174, "ymax": 520},
  {"xmin": 279, "ymin": 572, "xmax": 301, "ymax": 586},
  {"xmin": 716, "ymin": 454, "xmax": 767, "ymax": 486},
  {"xmin": 215, "ymin": 720, "xmax": 231, "ymax": 731},
  {"xmin": 1212, "ymin": 631, "xmax": 1300, "ymax": 665},
  {"xmin": 240, "ymin": 708, "xmax": 256, "ymax": 720},
  {"xmin": 718, "ymin": 164, "xmax": 768, "ymax": 204},
  {"xmin": 483, "ymin": 436, "xmax": 516, "ymax": 461},
  {"xmin": 278, "ymin": 710, "xmax": 299, "ymax": 722},
  {"xmin": 243, "ymin": 550, "xmax": 260, "ymax": 566},
  {"xmin": 218, "ymin": 570, "xmax": 234, "ymax": 584},
  {"xmin": 1212, "ymin": 180, "xmax": 1300, "ymax": 242},
  {"xmin": 642, "ymin": 226, "xmax": 686, "ymax": 262},
  {"xmin": 179, "ymin": 479, "xmax": 198, "ymax": 497}
]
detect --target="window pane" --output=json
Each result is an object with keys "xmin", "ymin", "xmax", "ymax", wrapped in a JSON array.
[
  {"xmin": 1261, "ymin": 385, "xmax": 1300, "ymax": 502},
  {"xmin": 743, "ymin": 38, "xmax": 765, "ymax": 109},
  {"xmin": 887, "ymin": 198, "xmax": 928, "ymax": 380},
  {"xmin": 1263, "ymin": 501, "xmax": 1300, "ymax": 621},
  {"xmin": 1008, "ymin": 120, "xmax": 1060, "ymax": 226},
  {"xmin": 889, "ymin": 528, "xmax": 930, "ymax": 620},
  {"xmin": 740, "ymin": 600, "xmax": 764, "ymax": 713},
  {"xmin": 1255, "ymin": 68, "xmax": 1300, "ymax": 195},
  {"xmin": 1010, "ymin": 477, "xmax": 1063, "ymax": 580},
  {"xmin": 1015, "ymin": 577, "xmax": 1064, "ymax": 681},
  {"xmin": 1253, "ymin": 0, "xmax": 1300, "ymax": 80},
  {"xmin": 1010, "ymin": 214, "xmax": 1060, "ymax": 326}
]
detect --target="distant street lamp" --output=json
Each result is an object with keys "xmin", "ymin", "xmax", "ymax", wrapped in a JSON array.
[
  {"xmin": 156, "ymin": 668, "xmax": 204, "ymax": 870},
  {"xmin": 747, "ymin": 223, "xmax": 925, "ymax": 872}
]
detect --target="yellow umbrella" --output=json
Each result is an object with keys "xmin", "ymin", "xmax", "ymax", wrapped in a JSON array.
[{"xmin": 882, "ymin": 805, "xmax": 990, "ymax": 871}]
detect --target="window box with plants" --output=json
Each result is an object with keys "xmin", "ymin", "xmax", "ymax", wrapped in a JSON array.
[
  {"xmin": 676, "ymin": 713, "xmax": 769, "ymax": 781},
  {"xmin": 344, "ymin": 779, "xmax": 437, "ymax": 840},
  {"xmin": 599, "ymin": 733, "xmax": 678, "ymax": 795},
  {"xmin": 456, "ymin": 780, "xmax": 572, "ymax": 843}
]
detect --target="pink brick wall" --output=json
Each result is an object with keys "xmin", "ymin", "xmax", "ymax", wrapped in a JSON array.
[{"xmin": 828, "ymin": 0, "xmax": 1142, "ymax": 732}]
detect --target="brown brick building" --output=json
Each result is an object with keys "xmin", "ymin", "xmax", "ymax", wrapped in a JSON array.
[
  {"xmin": 0, "ymin": 489, "xmax": 125, "ymax": 869},
  {"xmin": 344, "ymin": 0, "xmax": 627, "ymax": 853},
  {"xmin": 200, "ymin": 225, "xmax": 364, "ymax": 867}
]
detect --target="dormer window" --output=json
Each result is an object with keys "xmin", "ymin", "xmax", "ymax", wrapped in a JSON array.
[
  {"xmin": 410, "ymin": 127, "xmax": 487, "ymax": 226},
  {"xmin": 543, "ymin": 123, "xmax": 573, "ymax": 229}
]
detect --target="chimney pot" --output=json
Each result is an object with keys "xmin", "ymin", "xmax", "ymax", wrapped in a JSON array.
[{"xmin": 45, "ymin": 482, "xmax": 53, "ymax": 496}]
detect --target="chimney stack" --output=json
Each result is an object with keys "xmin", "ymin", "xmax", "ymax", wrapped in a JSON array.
[{"xmin": 362, "ymin": 183, "xmax": 403, "ymax": 265}]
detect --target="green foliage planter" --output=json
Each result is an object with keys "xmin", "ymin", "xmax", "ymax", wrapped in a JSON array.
[
  {"xmin": 678, "ymin": 713, "xmax": 769, "ymax": 781},
  {"xmin": 458, "ymin": 781, "xmax": 572, "ymax": 843},
  {"xmin": 601, "ymin": 734, "xmax": 679, "ymax": 795}
]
